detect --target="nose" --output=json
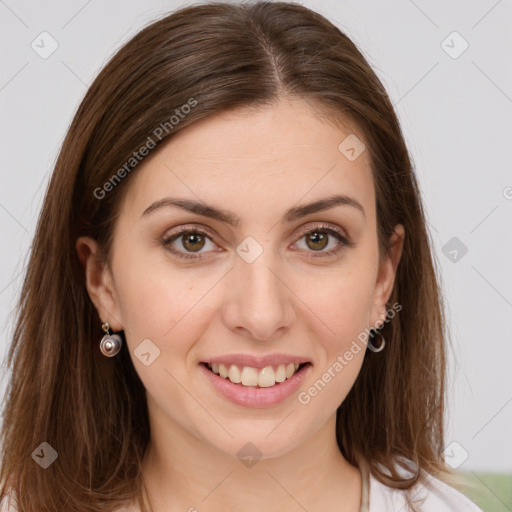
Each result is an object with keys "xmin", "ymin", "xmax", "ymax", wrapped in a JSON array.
[{"xmin": 221, "ymin": 247, "xmax": 295, "ymax": 342}]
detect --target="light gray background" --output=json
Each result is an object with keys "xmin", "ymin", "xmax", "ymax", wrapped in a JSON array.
[{"xmin": 1, "ymin": 0, "xmax": 511, "ymax": 472}]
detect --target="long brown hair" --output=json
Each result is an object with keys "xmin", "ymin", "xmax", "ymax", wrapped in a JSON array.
[{"xmin": 0, "ymin": 2, "xmax": 454, "ymax": 511}]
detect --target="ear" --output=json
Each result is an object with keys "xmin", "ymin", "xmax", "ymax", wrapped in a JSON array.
[
  {"xmin": 75, "ymin": 236, "xmax": 124, "ymax": 331},
  {"xmin": 369, "ymin": 224, "xmax": 405, "ymax": 327}
]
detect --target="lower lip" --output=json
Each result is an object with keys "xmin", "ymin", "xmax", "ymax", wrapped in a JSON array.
[{"xmin": 199, "ymin": 363, "xmax": 312, "ymax": 408}]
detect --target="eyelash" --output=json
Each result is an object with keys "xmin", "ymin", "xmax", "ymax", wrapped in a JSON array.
[{"xmin": 161, "ymin": 223, "xmax": 353, "ymax": 261}]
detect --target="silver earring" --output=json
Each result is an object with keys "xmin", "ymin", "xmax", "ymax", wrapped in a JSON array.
[
  {"xmin": 368, "ymin": 327, "xmax": 385, "ymax": 352},
  {"xmin": 99, "ymin": 322, "xmax": 123, "ymax": 357}
]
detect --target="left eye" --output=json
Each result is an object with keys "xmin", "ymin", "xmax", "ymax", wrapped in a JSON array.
[
  {"xmin": 161, "ymin": 224, "xmax": 351, "ymax": 260},
  {"xmin": 293, "ymin": 227, "xmax": 348, "ymax": 254}
]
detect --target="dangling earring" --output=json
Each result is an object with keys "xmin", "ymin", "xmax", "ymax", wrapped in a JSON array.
[
  {"xmin": 368, "ymin": 327, "xmax": 385, "ymax": 352},
  {"xmin": 99, "ymin": 322, "xmax": 123, "ymax": 357}
]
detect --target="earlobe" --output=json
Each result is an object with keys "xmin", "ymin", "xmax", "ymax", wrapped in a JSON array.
[{"xmin": 75, "ymin": 236, "xmax": 123, "ymax": 331}]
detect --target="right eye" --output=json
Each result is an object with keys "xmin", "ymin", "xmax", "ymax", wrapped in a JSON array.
[{"xmin": 161, "ymin": 226, "xmax": 219, "ymax": 260}]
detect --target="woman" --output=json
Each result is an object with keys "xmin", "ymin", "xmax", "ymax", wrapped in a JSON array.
[{"xmin": 0, "ymin": 2, "xmax": 484, "ymax": 511}]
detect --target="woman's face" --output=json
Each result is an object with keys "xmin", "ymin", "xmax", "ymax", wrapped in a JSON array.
[{"xmin": 79, "ymin": 97, "xmax": 403, "ymax": 460}]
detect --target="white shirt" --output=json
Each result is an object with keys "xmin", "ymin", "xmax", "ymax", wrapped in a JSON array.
[
  {"xmin": 359, "ymin": 457, "xmax": 484, "ymax": 512},
  {"xmin": 0, "ymin": 463, "xmax": 485, "ymax": 512}
]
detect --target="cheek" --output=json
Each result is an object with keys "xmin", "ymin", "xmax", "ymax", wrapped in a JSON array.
[
  {"xmin": 302, "ymin": 259, "xmax": 376, "ymax": 347},
  {"xmin": 297, "ymin": 341, "xmax": 365, "ymax": 434},
  {"xmin": 112, "ymin": 257, "xmax": 216, "ymax": 413},
  {"xmin": 113, "ymin": 250, "xmax": 217, "ymax": 356}
]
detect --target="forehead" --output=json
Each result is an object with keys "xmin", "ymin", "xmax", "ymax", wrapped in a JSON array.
[{"xmin": 120, "ymin": 98, "xmax": 375, "ymax": 224}]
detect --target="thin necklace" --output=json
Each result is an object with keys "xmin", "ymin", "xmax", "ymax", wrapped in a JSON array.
[{"xmin": 141, "ymin": 478, "xmax": 153, "ymax": 512}]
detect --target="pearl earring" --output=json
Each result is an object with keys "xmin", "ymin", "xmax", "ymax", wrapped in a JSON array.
[{"xmin": 99, "ymin": 322, "xmax": 123, "ymax": 357}]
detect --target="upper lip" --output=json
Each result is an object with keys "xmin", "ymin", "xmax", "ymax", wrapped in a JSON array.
[{"xmin": 202, "ymin": 353, "xmax": 311, "ymax": 369}]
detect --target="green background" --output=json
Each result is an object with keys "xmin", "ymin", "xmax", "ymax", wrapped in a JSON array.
[{"xmin": 459, "ymin": 472, "xmax": 512, "ymax": 511}]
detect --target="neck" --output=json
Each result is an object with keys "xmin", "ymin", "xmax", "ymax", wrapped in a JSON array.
[{"xmin": 140, "ymin": 406, "xmax": 362, "ymax": 512}]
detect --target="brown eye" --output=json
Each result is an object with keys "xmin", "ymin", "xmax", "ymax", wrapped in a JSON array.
[
  {"xmin": 161, "ymin": 223, "xmax": 353, "ymax": 261},
  {"xmin": 305, "ymin": 231, "xmax": 329, "ymax": 251},
  {"xmin": 181, "ymin": 232, "xmax": 206, "ymax": 252},
  {"xmin": 161, "ymin": 227, "xmax": 217, "ymax": 260},
  {"xmin": 293, "ymin": 224, "xmax": 351, "ymax": 257}
]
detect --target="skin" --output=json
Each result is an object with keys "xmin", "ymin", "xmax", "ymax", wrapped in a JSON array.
[{"xmin": 77, "ymin": 97, "xmax": 404, "ymax": 512}]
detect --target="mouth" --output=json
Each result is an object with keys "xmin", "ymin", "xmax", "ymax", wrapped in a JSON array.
[{"xmin": 201, "ymin": 361, "xmax": 311, "ymax": 388}]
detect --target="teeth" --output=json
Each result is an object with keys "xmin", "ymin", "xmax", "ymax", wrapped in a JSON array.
[
  {"xmin": 219, "ymin": 363, "xmax": 229, "ymax": 378},
  {"xmin": 228, "ymin": 364, "xmax": 241, "ymax": 383},
  {"xmin": 207, "ymin": 362, "xmax": 304, "ymax": 387},
  {"xmin": 275, "ymin": 364, "xmax": 286, "ymax": 382},
  {"xmin": 258, "ymin": 366, "xmax": 276, "ymax": 387},
  {"xmin": 241, "ymin": 366, "xmax": 258, "ymax": 386}
]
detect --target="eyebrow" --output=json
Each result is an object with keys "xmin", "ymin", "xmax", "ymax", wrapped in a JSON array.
[{"xmin": 141, "ymin": 194, "xmax": 365, "ymax": 225}]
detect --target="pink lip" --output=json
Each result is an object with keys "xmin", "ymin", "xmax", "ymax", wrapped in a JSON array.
[
  {"xmin": 202, "ymin": 353, "xmax": 310, "ymax": 369},
  {"xmin": 199, "ymin": 362, "xmax": 312, "ymax": 408}
]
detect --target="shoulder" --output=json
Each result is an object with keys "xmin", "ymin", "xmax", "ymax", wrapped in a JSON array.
[
  {"xmin": 0, "ymin": 493, "xmax": 137, "ymax": 512},
  {"xmin": 368, "ymin": 470, "xmax": 484, "ymax": 512},
  {"xmin": 0, "ymin": 493, "xmax": 18, "ymax": 512}
]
